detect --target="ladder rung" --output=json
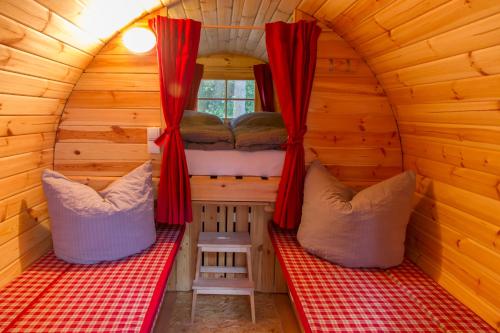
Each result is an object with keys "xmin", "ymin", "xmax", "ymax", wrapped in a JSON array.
[
  {"xmin": 200, "ymin": 266, "xmax": 248, "ymax": 274},
  {"xmin": 193, "ymin": 278, "xmax": 254, "ymax": 291}
]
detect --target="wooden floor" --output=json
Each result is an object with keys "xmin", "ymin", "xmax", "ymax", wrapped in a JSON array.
[{"xmin": 154, "ymin": 292, "xmax": 301, "ymax": 332}]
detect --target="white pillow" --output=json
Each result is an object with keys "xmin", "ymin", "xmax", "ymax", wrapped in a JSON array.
[
  {"xmin": 297, "ymin": 161, "xmax": 416, "ymax": 268},
  {"xmin": 42, "ymin": 161, "xmax": 156, "ymax": 264}
]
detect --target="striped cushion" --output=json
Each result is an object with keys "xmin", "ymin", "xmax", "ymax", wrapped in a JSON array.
[{"xmin": 42, "ymin": 162, "xmax": 156, "ymax": 264}]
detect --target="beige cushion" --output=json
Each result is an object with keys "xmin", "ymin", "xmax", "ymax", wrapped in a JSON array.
[{"xmin": 297, "ymin": 161, "xmax": 416, "ymax": 268}]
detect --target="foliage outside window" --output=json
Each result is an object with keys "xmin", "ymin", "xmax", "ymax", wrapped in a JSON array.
[{"xmin": 197, "ymin": 80, "xmax": 255, "ymax": 119}]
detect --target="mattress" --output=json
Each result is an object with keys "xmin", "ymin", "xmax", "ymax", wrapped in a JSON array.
[
  {"xmin": 185, "ymin": 149, "xmax": 285, "ymax": 177},
  {"xmin": 0, "ymin": 225, "xmax": 184, "ymax": 333},
  {"xmin": 269, "ymin": 224, "xmax": 495, "ymax": 333}
]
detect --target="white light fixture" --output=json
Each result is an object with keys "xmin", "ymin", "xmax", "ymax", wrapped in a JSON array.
[{"xmin": 122, "ymin": 27, "xmax": 156, "ymax": 53}]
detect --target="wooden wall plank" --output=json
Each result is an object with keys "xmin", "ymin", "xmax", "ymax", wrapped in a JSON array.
[
  {"xmin": 0, "ymin": 44, "xmax": 82, "ymax": 83},
  {"xmin": 0, "ymin": 14, "xmax": 93, "ymax": 69},
  {"xmin": 0, "ymin": 71, "xmax": 73, "ymax": 99},
  {"xmin": 368, "ymin": 12, "xmax": 500, "ymax": 74},
  {"xmin": 0, "ymin": 0, "xmax": 103, "ymax": 55}
]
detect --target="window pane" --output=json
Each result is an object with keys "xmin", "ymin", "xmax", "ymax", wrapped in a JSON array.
[
  {"xmin": 198, "ymin": 80, "xmax": 225, "ymax": 98},
  {"xmin": 227, "ymin": 80, "xmax": 255, "ymax": 99},
  {"xmin": 227, "ymin": 100, "xmax": 254, "ymax": 118},
  {"xmin": 197, "ymin": 99, "xmax": 225, "ymax": 118}
]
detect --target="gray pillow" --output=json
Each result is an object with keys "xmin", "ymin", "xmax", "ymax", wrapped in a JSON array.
[
  {"xmin": 230, "ymin": 112, "xmax": 285, "ymax": 128},
  {"xmin": 42, "ymin": 161, "xmax": 156, "ymax": 264},
  {"xmin": 297, "ymin": 161, "xmax": 416, "ymax": 268},
  {"xmin": 182, "ymin": 111, "xmax": 223, "ymax": 126}
]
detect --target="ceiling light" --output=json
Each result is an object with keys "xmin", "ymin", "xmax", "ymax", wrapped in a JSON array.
[{"xmin": 122, "ymin": 27, "xmax": 156, "ymax": 53}]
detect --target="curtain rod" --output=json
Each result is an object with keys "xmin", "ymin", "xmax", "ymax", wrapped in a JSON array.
[{"xmin": 202, "ymin": 24, "xmax": 265, "ymax": 30}]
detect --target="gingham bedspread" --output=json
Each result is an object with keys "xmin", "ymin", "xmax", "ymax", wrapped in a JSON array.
[
  {"xmin": 269, "ymin": 225, "xmax": 494, "ymax": 333},
  {"xmin": 0, "ymin": 225, "xmax": 184, "ymax": 333}
]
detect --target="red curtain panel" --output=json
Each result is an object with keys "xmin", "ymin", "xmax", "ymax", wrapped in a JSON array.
[
  {"xmin": 184, "ymin": 63, "xmax": 204, "ymax": 110},
  {"xmin": 266, "ymin": 20, "xmax": 321, "ymax": 229},
  {"xmin": 253, "ymin": 64, "xmax": 275, "ymax": 112},
  {"xmin": 149, "ymin": 16, "xmax": 201, "ymax": 224}
]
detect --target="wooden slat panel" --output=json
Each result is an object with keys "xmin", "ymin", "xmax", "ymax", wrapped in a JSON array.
[
  {"xmin": 387, "ymin": 74, "xmax": 500, "ymax": 105},
  {"xmin": 57, "ymin": 126, "xmax": 146, "ymax": 144},
  {"xmin": 405, "ymin": 154, "xmax": 500, "ymax": 200},
  {"xmin": 86, "ymin": 55, "xmax": 157, "ymax": 73},
  {"xmin": 378, "ymin": 45, "xmax": 500, "ymax": 88},
  {"xmin": 75, "ymin": 73, "xmax": 159, "ymax": 91},
  {"xmin": 55, "ymin": 143, "xmax": 153, "ymax": 161},
  {"xmin": 0, "ymin": 71, "xmax": 73, "ymax": 99},
  {"xmin": 0, "ymin": 132, "xmax": 55, "ymax": 157},
  {"xmin": 0, "ymin": 94, "xmax": 64, "ymax": 116},
  {"xmin": 307, "ymin": 113, "xmax": 398, "ymax": 132},
  {"xmin": 0, "ymin": 115, "xmax": 59, "ymax": 136},
  {"xmin": 402, "ymin": 135, "xmax": 500, "ymax": 176},
  {"xmin": 396, "ymin": 102, "xmax": 500, "ymax": 126},
  {"xmin": 65, "ymin": 91, "xmax": 160, "ymax": 109},
  {"xmin": 0, "ymin": 149, "xmax": 53, "ymax": 179},
  {"xmin": 0, "ymin": 44, "xmax": 82, "ymax": 83},
  {"xmin": 400, "ymin": 121, "xmax": 500, "ymax": 146},
  {"xmin": 415, "ymin": 175, "xmax": 500, "ymax": 227},
  {"xmin": 0, "ymin": 14, "xmax": 93, "ymax": 69},
  {"xmin": 0, "ymin": 185, "xmax": 46, "ymax": 223},
  {"xmin": 191, "ymin": 176, "xmax": 279, "ymax": 203},
  {"xmin": 0, "ymin": 204, "xmax": 48, "ymax": 246},
  {"xmin": 0, "ymin": 0, "xmax": 103, "ymax": 55},
  {"xmin": 0, "ymin": 167, "xmax": 48, "ymax": 201},
  {"xmin": 0, "ymin": 219, "xmax": 51, "ymax": 272},
  {"xmin": 369, "ymin": 12, "xmax": 500, "ymax": 74},
  {"xmin": 54, "ymin": 160, "xmax": 160, "ymax": 177},
  {"xmin": 332, "ymin": 0, "xmax": 396, "ymax": 37},
  {"xmin": 305, "ymin": 130, "xmax": 400, "ymax": 148},
  {"xmin": 314, "ymin": 0, "xmax": 358, "ymax": 23},
  {"xmin": 412, "ymin": 193, "xmax": 500, "ymax": 255},
  {"xmin": 61, "ymin": 108, "xmax": 161, "ymax": 126},
  {"xmin": 357, "ymin": 0, "xmax": 500, "ymax": 58},
  {"xmin": 305, "ymin": 146, "xmax": 402, "ymax": 167}
]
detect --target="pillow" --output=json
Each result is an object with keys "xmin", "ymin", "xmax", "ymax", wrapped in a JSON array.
[
  {"xmin": 42, "ymin": 161, "xmax": 156, "ymax": 264},
  {"xmin": 297, "ymin": 161, "xmax": 416, "ymax": 268},
  {"xmin": 182, "ymin": 111, "xmax": 223, "ymax": 126},
  {"xmin": 230, "ymin": 112, "xmax": 285, "ymax": 128}
]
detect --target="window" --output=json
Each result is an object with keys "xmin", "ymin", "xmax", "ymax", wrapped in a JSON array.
[{"xmin": 197, "ymin": 79, "xmax": 255, "ymax": 119}]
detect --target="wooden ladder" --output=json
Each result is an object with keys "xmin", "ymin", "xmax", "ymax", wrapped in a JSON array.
[{"xmin": 191, "ymin": 231, "xmax": 255, "ymax": 323}]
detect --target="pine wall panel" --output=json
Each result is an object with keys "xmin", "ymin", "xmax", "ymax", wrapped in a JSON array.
[
  {"xmin": 0, "ymin": 0, "xmax": 97, "ymax": 288},
  {"xmin": 298, "ymin": 0, "xmax": 500, "ymax": 328}
]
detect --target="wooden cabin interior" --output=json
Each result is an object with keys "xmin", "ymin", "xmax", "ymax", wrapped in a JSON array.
[{"xmin": 0, "ymin": 0, "xmax": 499, "ymax": 332}]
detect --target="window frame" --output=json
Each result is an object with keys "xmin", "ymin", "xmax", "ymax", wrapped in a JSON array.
[{"xmin": 196, "ymin": 79, "xmax": 256, "ymax": 119}]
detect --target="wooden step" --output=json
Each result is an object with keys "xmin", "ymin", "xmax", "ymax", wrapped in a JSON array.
[
  {"xmin": 197, "ymin": 232, "xmax": 251, "ymax": 252},
  {"xmin": 193, "ymin": 278, "xmax": 254, "ymax": 295}
]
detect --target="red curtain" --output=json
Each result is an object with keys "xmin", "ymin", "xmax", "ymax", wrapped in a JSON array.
[
  {"xmin": 253, "ymin": 64, "xmax": 275, "ymax": 112},
  {"xmin": 149, "ymin": 16, "xmax": 201, "ymax": 224},
  {"xmin": 184, "ymin": 63, "xmax": 204, "ymax": 110},
  {"xmin": 266, "ymin": 21, "xmax": 321, "ymax": 229}
]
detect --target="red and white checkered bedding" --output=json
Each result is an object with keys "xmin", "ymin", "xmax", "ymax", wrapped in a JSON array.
[
  {"xmin": 269, "ymin": 225, "xmax": 495, "ymax": 333},
  {"xmin": 0, "ymin": 225, "xmax": 184, "ymax": 333}
]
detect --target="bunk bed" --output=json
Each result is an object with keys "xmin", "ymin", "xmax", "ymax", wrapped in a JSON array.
[
  {"xmin": 269, "ymin": 225, "xmax": 495, "ymax": 333},
  {"xmin": 181, "ymin": 111, "xmax": 285, "ymax": 204},
  {"xmin": 0, "ymin": 225, "xmax": 184, "ymax": 333},
  {"xmin": 181, "ymin": 111, "xmax": 286, "ymax": 177}
]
